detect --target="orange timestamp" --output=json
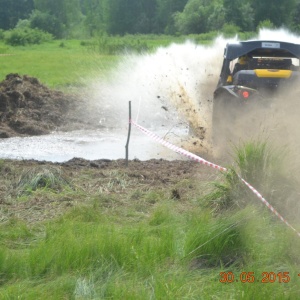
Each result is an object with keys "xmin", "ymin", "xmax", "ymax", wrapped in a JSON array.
[{"xmin": 219, "ymin": 271, "xmax": 292, "ymax": 283}]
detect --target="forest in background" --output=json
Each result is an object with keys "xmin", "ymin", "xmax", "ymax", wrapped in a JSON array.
[{"xmin": 0, "ymin": 0, "xmax": 300, "ymax": 40}]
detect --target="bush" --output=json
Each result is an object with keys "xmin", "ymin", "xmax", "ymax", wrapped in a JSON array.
[
  {"xmin": 222, "ymin": 23, "xmax": 241, "ymax": 37},
  {"xmin": 15, "ymin": 19, "xmax": 31, "ymax": 29},
  {"xmin": 4, "ymin": 28, "xmax": 53, "ymax": 46},
  {"xmin": 29, "ymin": 10, "xmax": 65, "ymax": 39},
  {"xmin": 257, "ymin": 19, "xmax": 275, "ymax": 30}
]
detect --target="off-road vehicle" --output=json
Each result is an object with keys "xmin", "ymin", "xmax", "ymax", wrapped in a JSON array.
[{"xmin": 213, "ymin": 40, "xmax": 300, "ymax": 141}]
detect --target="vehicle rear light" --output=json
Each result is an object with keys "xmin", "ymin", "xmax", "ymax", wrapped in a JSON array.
[
  {"xmin": 242, "ymin": 90, "xmax": 249, "ymax": 98},
  {"xmin": 237, "ymin": 89, "xmax": 250, "ymax": 99}
]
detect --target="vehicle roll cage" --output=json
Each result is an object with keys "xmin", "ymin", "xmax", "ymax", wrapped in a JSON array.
[{"xmin": 218, "ymin": 40, "xmax": 300, "ymax": 86}]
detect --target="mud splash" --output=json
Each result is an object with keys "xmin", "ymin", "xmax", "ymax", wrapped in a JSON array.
[{"xmin": 89, "ymin": 38, "xmax": 231, "ymax": 154}]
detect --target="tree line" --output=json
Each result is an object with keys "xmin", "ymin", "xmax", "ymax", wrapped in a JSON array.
[{"xmin": 1, "ymin": 0, "xmax": 300, "ymax": 39}]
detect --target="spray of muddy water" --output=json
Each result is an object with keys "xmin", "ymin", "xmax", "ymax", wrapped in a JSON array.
[
  {"xmin": 89, "ymin": 29, "xmax": 300, "ymax": 165},
  {"xmin": 90, "ymin": 38, "xmax": 231, "ymax": 156}
]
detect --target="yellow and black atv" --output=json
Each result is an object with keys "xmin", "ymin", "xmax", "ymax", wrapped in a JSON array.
[{"xmin": 212, "ymin": 40, "xmax": 300, "ymax": 143}]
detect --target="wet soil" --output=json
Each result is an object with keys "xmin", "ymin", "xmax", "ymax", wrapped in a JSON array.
[{"xmin": 0, "ymin": 73, "xmax": 102, "ymax": 138}]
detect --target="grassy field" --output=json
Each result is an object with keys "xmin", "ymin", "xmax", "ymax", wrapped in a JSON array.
[
  {"xmin": 0, "ymin": 40, "xmax": 121, "ymax": 89},
  {"xmin": 0, "ymin": 35, "xmax": 194, "ymax": 89},
  {"xmin": 0, "ymin": 140, "xmax": 300, "ymax": 299},
  {"xmin": 0, "ymin": 33, "xmax": 223, "ymax": 90}
]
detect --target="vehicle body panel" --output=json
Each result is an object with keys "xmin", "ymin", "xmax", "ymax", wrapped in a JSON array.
[
  {"xmin": 214, "ymin": 40, "xmax": 300, "ymax": 100},
  {"xmin": 212, "ymin": 40, "xmax": 300, "ymax": 144}
]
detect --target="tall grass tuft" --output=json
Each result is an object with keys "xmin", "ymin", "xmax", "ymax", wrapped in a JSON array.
[
  {"xmin": 233, "ymin": 140, "xmax": 300, "ymax": 219},
  {"xmin": 15, "ymin": 166, "xmax": 72, "ymax": 196},
  {"xmin": 203, "ymin": 140, "xmax": 293, "ymax": 213},
  {"xmin": 183, "ymin": 209, "xmax": 247, "ymax": 268},
  {"xmin": 202, "ymin": 168, "xmax": 248, "ymax": 211},
  {"xmin": 233, "ymin": 140, "xmax": 284, "ymax": 193}
]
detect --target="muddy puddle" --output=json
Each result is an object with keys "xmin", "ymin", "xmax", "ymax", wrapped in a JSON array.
[{"xmin": 0, "ymin": 127, "xmax": 188, "ymax": 162}]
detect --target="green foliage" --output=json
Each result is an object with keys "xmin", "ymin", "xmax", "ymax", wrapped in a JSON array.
[
  {"xmin": 148, "ymin": 204, "xmax": 174, "ymax": 226},
  {"xmin": 173, "ymin": 1, "xmax": 205, "ymax": 34},
  {"xmin": 257, "ymin": 19, "xmax": 276, "ymax": 30},
  {"xmin": 29, "ymin": 10, "xmax": 64, "ymax": 39},
  {"xmin": 4, "ymin": 28, "xmax": 53, "ymax": 46},
  {"xmin": 222, "ymin": 23, "xmax": 241, "ymax": 37},
  {"xmin": 0, "ymin": 0, "xmax": 34, "ymax": 30},
  {"xmin": 231, "ymin": 140, "xmax": 300, "ymax": 220},
  {"xmin": 189, "ymin": 31, "xmax": 219, "ymax": 42},
  {"xmin": 15, "ymin": 19, "xmax": 31, "ymax": 29},
  {"xmin": 207, "ymin": 2, "xmax": 226, "ymax": 31},
  {"xmin": 0, "ymin": 159, "xmax": 5, "ymax": 171},
  {"xmin": 251, "ymin": 0, "xmax": 297, "ymax": 28},
  {"xmin": 33, "ymin": 0, "xmax": 82, "ymax": 33},
  {"xmin": 1, "ymin": 0, "xmax": 300, "ymax": 37},
  {"xmin": 224, "ymin": 0, "xmax": 254, "ymax": 31},
  {"xmin": 155, "ymin": 0, "xmax": 189, "ymax": 34},
  {"xmin": 292, "ymin": 2, "xmax": 300, "ymax": 33},
  {"xmin": 184, "ymin": 210, "xmax": 245, "ymax": 267}
]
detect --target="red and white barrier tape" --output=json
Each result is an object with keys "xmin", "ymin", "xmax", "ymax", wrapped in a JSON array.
[
  {"xmin": 131, "ymin": 120, "xmax": 227, "ymax": 172},
  {"xmin": 130, "ymin": 119, "xmax": 300, "ymax": 237}
]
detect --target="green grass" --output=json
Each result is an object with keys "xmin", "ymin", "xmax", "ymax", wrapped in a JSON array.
[
  {"xmin": 1, "ymin": 201, "xmax": 300, "ymax": 299},
  {"xmin": 0, "ymin": 36, "xmax": 183, "ymax": 89},
  {"xmin": 0, "ymin": 40, "xmax": 120, "ymax": 89},
  {"xmin": 0, "ymin": 34, "xmax": 214, "ymax": 89},
  {"xmin": 1, "ymin": 157, "xmax": 300, "ymax": 300}
]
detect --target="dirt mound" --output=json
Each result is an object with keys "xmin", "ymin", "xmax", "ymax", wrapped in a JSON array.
[{"xmin": 0, "ymin": 74, "xmax": 101, "ymax": 138}]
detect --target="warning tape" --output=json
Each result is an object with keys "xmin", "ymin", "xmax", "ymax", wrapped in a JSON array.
[
  {"xmin": 131, "ymin": 120, "xmax": 227, "ymax": 172},
  {"xmin": 130, "ymin": 119, "xmax": 300, "ymax": 237}
]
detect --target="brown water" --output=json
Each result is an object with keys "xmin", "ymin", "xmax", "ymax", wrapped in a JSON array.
[{"xmin": 0, "ymin": 127, "xmax": 189, "ymax": 162}]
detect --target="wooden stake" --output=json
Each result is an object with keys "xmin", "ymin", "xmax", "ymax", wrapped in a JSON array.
[{"xmin": 125, "ymin": 101, "xmax": 131, "ymax": 166}]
